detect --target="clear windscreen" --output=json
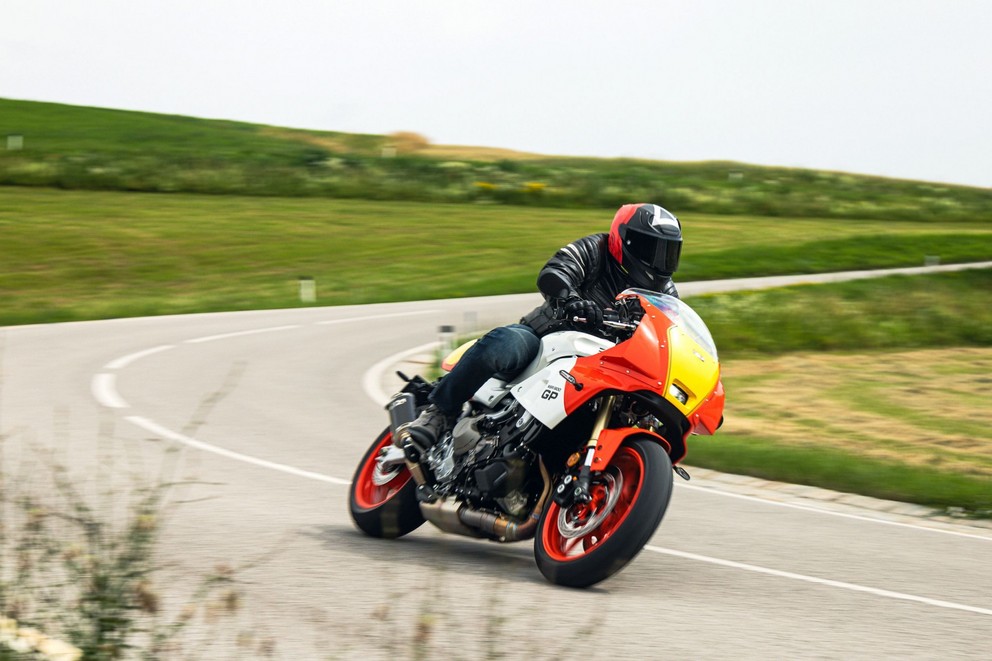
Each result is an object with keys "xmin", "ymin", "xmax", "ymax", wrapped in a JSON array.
[{"xmin": 619, "ymin": 289, "xmax": 718, "ymax": 360}]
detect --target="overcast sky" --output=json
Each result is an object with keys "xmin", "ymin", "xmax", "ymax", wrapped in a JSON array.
[{"xmin": 3, "ymin": 0, "xmax": 991, "ymax": 187}]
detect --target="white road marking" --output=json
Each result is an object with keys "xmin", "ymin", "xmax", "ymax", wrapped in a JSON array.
[
  {"xmin": 185, "ymin": 325, "xmax": 302, "ymax": 344},
  {"xmin": 677, "ymin": 483, "xmax": 992, "ymax": 542},
  {"xmin": 94, "ymin": 310, "xmax": 440, "ymax": 486},
  {"xmin": 646, "ymin": 545, "xmax": 992, "ymax": 617},
  {"xmin": 125, "ymin": 415, "xmax": 351, "ymax": 485},
  {"xmin": 316, "ymin": 310, "xmax": 439, "ymax": 326},
  {"xmin": 677, "ymin": 260, "xmax": 992, "ymax": 296},
  {"xmin": 92, "ymin": 373, "xmax": 128, "ymax": 409},
  {"xmin": 362, "ymin": 340, "xmax": 441, "ymax": 406},
  {"xmin": 103, "ymin": 344, "xmax": 175, "ymax": 370}
]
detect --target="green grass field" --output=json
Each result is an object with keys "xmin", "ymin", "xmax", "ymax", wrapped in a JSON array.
[
  {"xmin": 2, "ymin": 186, "xmax": 990, "ymax": 325},
  {"xmin": 694, "ymin": 270, "xmax": 992, "ymax": 355}
]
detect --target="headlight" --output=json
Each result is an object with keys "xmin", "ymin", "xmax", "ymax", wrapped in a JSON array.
[{"xmin": 669, "ymin": 384, "xmax": 689, "ymax": 405}]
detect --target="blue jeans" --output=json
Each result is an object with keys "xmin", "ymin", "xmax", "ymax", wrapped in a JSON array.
[{"xmin": 430, "ymin": 323, "xmax": 540, "ymax": 416}]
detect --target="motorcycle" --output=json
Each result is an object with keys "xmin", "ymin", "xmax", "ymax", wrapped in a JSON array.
[{"xmin": 349, "ymin": 288, "xmax": 725, "ymax": 588}]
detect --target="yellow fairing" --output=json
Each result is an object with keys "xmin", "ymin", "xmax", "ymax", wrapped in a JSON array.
[
  {"xmin": 442, "ymin": 339, "xmax": 477, "ymax": 372},
  {"xmin": 664, "ymin": 325, "xmax": 721, "ymax": 415}
]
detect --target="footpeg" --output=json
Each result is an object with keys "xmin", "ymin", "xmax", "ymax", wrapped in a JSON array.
[
  {"xmin": 401, "ymin": 438, "xmax": 422, "ymax": 463},
  {"xmin": 673, "ymin": 465, "xmax": 690, "ymax": 481},
  {"xmin": 416, "ymin": 483, "xmax": 439, "ymax": 504}
]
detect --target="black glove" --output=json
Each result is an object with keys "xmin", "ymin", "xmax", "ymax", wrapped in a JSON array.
[{"xmin": 563, "ymin": 299, "xmax": 604, "ymax": 329}]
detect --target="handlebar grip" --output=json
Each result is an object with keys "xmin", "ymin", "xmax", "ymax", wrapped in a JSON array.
[{"xmin": 572, "ymin": 316, "xmax": 638, "ymax": 331}]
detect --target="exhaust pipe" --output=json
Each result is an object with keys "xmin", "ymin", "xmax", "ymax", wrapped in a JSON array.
[{"xmin": 456, "ymin": 458, "xmax": 551, "ymax": 542}]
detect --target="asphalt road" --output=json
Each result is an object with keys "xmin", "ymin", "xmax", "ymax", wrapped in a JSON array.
[{"xmin": 2, "ymin": 262, "xmax": 991, "ymax": 659}]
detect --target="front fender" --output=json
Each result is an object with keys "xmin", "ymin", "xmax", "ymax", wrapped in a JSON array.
[{"xmin": 591, "ymin": 428, "xmax": 672, "ymax": 470}]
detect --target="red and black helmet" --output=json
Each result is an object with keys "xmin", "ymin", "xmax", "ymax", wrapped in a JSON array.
[{"xmin": 608, "ymin": 203, "xmax": 683, "ymax": 288}]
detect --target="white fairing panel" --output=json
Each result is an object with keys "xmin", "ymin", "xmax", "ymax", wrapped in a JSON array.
[
  {"xmin": 470, "ymin": 331, "xmax": 614, "ymax": 411},
  {"xmin": 472, "ymin": 378, "xmax": 513, "ymax": 408},
  {"xmin": 502, "ymin": 331, "xmax": 615, "ymax": 428},
  {"xmin": 511, "ymin": 356, "xmax": 577, "ymax": 428},
  {"xmin": 531, "ymin": 331, "xmax": 615, "ymax": 374}
]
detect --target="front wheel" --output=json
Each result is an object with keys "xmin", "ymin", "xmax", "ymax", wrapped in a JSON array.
[
  {"xmin": 349, "ymin": 427, "xmax": 425, "ymax": 538},
  {"xmin": 535, "ymin": 438, "xmax": 673, "ymax": 588}
]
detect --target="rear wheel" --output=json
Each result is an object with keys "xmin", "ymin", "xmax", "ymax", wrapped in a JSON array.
[
  {"xmin": 349, "ymin": 428, "xmax": 424, "ymax": 538},
  {"xmin": 535, "ymin": 438, "xmax": 672, "ymax": 587}
]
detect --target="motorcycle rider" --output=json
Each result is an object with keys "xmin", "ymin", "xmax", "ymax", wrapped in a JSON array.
[{"xmin": 402, "ymin": 202, "xmax": 683, "ymax": 454}]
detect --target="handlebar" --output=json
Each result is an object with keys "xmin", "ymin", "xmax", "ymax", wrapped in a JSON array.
[{"xmin": 571, "ymin": 317, "xmax": 639, "ymax": 332}]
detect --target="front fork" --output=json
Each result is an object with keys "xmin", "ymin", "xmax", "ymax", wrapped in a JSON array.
[{"xmin": 562, "ymin": 395, "xmax": 617, "ymax": 505}]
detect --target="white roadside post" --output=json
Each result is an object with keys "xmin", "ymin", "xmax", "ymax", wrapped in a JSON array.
[
  {"xmin": 438, "ymin": 324, "xmax": 455, "ymax": 361},
  {"xmin": 298, "ymin": 276, "xmax": 316, "ymax": 303}
]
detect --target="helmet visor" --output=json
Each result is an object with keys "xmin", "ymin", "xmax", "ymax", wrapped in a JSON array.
[{"xmin": 624, "ymin": 227, "xmax": 683, "ymax": 274}]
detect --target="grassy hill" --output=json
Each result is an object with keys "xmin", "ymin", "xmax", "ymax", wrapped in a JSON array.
[
  {"xmin": 2, "ymin": 97, "xmax": 990, "ymax": 220},
  {"xmin": 2, "ymin": 186, "xmax": 990, "ymax": 326}
]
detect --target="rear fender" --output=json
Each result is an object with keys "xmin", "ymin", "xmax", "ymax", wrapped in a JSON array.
[
  {"xmin": 441, "ymin": 339, "xmax": 477, "ymax": 372},
  {"xmin": 591, "ymin": 428, "xmax": 672, "ymax": 470}
]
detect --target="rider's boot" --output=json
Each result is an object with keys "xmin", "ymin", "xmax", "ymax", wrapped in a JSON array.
[{"xmin": 401, "ymin": 404, "xmax": 454, "ymax": 456}]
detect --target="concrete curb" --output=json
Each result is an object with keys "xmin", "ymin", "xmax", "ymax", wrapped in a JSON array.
[{"xmin": 676, "ymin": 466, "xmax": 992, "ymax": 538}]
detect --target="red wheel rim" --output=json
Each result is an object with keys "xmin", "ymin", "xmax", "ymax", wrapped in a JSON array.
[
  {"xmin": 353, "ymin": 432, "xmax": 413, "ymax": 509},
  {"xmin": 541, "ymin": 446, "xmax": 645, "ymax": 562}
]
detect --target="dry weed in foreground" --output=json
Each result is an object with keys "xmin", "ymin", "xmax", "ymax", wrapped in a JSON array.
[{"xmin": 0, "ymin": 456, "xmax": 241, "ymax": 660}]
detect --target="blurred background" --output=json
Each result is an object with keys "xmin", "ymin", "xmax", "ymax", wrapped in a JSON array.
[{"xmin": 1, "ymin": 1, "xmax": 991, "ymax": 658}]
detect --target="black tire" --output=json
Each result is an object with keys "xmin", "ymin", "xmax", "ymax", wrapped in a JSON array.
[
  {"xmin": 535, "ymin": 438, "xmax": 673, "ymax": 588},
  {"xmin": 348, "ymin": 427, "xmax": 425, "ymax": 539}
]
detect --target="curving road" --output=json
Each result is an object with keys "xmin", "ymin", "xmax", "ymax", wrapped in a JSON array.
[{"xmin": 2, "ymin": 263, "xmax": 991, "ymax": 659}]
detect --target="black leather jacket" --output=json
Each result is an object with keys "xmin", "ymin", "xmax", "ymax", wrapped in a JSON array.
[{"xmin": 520, "ymin": 233, "xmax": 679, "ymax": 336}]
